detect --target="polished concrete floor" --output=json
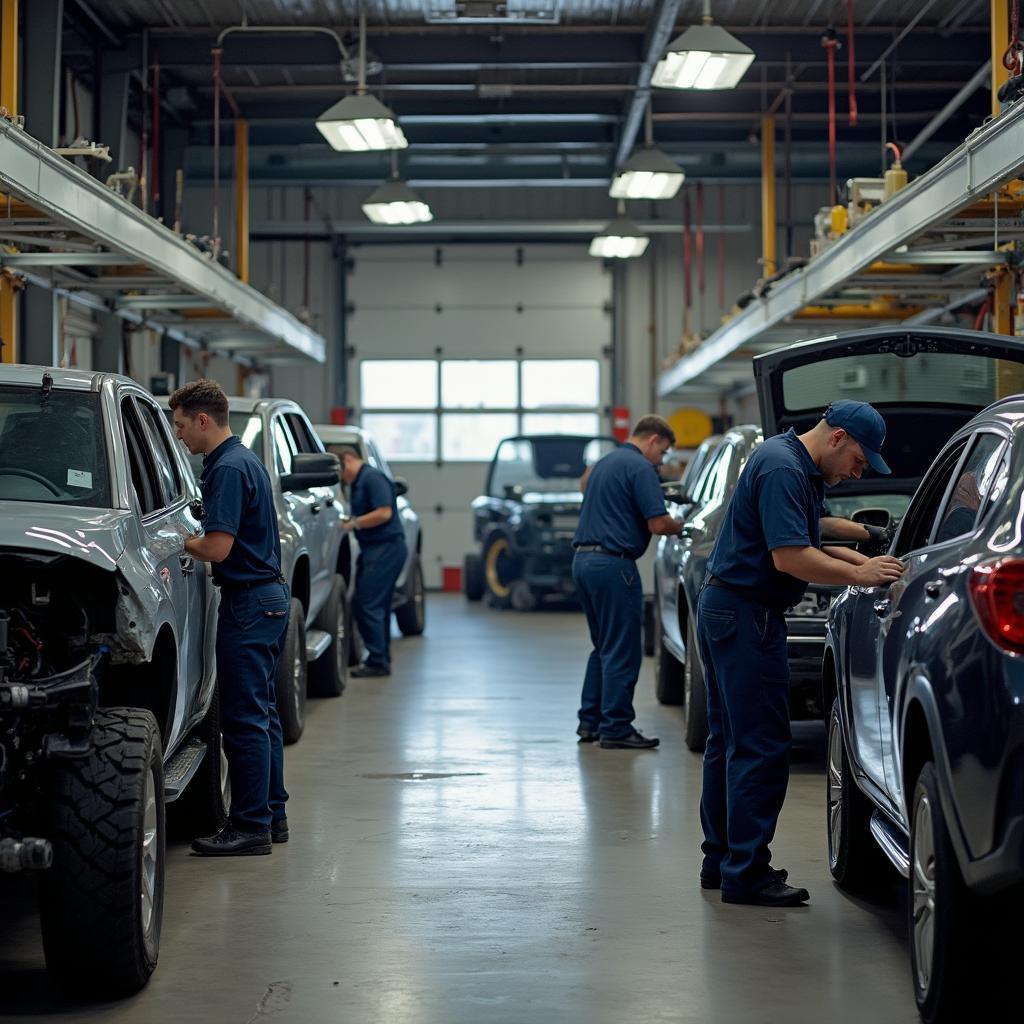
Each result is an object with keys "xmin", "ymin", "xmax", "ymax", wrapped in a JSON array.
[{"xmin": 1, "ymin": 594, "xmax": 919, "ymax": 1023}]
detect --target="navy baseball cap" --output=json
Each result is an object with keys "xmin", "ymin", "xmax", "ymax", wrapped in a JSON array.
[{"xmin": 824, "ymin": 400, "xmax": 891, "ymax": 475}]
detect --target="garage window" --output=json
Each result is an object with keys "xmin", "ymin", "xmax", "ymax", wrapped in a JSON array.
[
  {"xmin": 441, "ymin": 360, "xmax": 517, "ymax": 409},
  {"xmin": 441, "ymin": 413, "xmax": 519, "ymax": 461},
  {"xmin": 361, "ymin": 360, "xmax": 437, "ymax": 409},
  {"xmin": 361, "ymin": 413, "xmax": 437, "ymax": 462},
  {"xmin": 521, "ymin": 360, "xmax": 599, "ymax": 409}
]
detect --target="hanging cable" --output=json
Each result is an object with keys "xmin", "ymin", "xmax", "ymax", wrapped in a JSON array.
[
  {"xmin": 1003, "ymin": 0, "xmax": 1023, "ymax": 77},
  {"xmin": 683, "ymin": 191, "xmax": 692, "ymax": 339},
  {"xmin": 152, "ymin": 51, "xmax": 161, "ymax": 212},
  {"xmin": 846, "ymin": 0, "xmax": 858, "ymax": 127},
  {"xmin": 821, "ymin": 27, "xmax": 840, "ymax": 207},
  {"xmin": 718, "ymin": 184, "xmax": 726, "ymax": 312},
  {"xmin": 696, "ymin": 182, "xmax": 705, "ymax": 336}
]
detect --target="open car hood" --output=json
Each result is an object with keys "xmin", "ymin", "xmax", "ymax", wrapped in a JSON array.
[{"xmin": 753, "ymin": 327, "xmax": 1024, "ymax": 494}]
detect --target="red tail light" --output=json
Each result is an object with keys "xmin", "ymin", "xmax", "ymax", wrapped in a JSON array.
[{"xmin": 969, "ymin": 559, "xmax": 1024, "ymax": 654}]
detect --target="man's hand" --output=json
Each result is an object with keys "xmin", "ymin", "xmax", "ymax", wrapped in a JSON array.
[
  {"xmin": 852, "ymin": 556, "xmax": 905, "ymax": 588},
  {"xmin": 342, "ymin": 517, "xmax": 357, "ymax": 532}
]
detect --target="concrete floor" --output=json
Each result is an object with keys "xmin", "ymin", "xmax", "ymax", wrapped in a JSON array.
[{"xmin": 1, "ymin": 594, "xmax": 919, "ymax": 1024}]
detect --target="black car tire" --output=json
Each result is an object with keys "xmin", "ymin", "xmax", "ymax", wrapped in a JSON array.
[
  {"xmin": 395, "ymin": 557, "xmax": 426, "ymax": 636},
  {"xmin": 682, "ymin": 616, "xmax": 709, "ymax": 752},
  {"xmin": 464, "ymin": 552, "xmax": 485, "ymax": 602},
  {"xmin": 643, "ymin": 595, "xmax": 655, "ymax": 657},
  {"xmin": 168, "ymin": 686, "xmax": 230, "ymax": 838},
  {"xmin": 908, "ymin": 762, "xmax": 977, "ymax": 1024},
  {"xmin": 826, "ymin": 698, "xmax": 896, "ymax": 892},
  {"xmin": 40, "ymin": 709, "xmax": 165, "ymax": 996},
  {"xmin": 276, "ymin": 597, "xmax": 307, "ymax": 744},
  {"xmin": 309, "ymin": 574, "xmax": 350, "ymax": 698},
  {"xmin": 483, "ymin": 533, "xmax": 521, "ymax": 609},
  {"xmin": 653, "ymin": 598, "xmax": 685, "ymax": 705}
]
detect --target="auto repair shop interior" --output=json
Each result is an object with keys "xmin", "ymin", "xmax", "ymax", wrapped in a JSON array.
[{"xmin": 1, "ymin": 2, "xmax": 1023, "ymax": 1023}]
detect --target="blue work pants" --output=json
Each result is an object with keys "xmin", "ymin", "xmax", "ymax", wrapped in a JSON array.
[
  {"xmin": 354, "ymin": 541, "xmax": 408, "ymax": 670},
  {"xmin": 697, "ymin": 584, "xmax": 791, "ymax": 897},
  {"xmin": 573, "ymin": 551, "xmax": 643, "ymax": 739},
  {"xmin": 216, "ymin": 580, "xmax": 290, "ymax": 833}
]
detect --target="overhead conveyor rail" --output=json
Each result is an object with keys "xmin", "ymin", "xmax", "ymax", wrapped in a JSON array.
[
  {"xmin": 657, "ymin": 95, "xmax": 1024, "ymax": 399},
  {"xmin": 0, "ymin": 120, "xmax": 326, "ymax": 365}
]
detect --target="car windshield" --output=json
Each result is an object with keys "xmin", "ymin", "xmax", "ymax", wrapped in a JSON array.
[
  {"xmin": 0, "ymin": 385, "xmax": 112, "ymax": 508},
  {"xmin": 824, "ymin": 493, "xmax": 912, "ymax": 522},
  {"xmin": 488, "ymin": 436, "xmax": 618, "ymax": 496}
]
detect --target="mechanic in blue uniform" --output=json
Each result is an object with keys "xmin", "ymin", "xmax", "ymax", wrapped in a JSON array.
[
  {"xmin": 340, "ymin": 448, "xmax": 408, "ymax": 678},
  {"xmin": 572, "ymin": 416, "xmax": 683, "ymax": 749},
  {"xmin": 170, "ymin": 379, "xmax": 291, "ymax": 857},
  {"xmin": 698, "ymin": 400, "xmax": 904, "ymax": 906}
]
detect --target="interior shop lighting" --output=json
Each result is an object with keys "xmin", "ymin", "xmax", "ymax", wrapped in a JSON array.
[
  {"xmin": 652, "ymin": 0, "xmax": 754, "ymax": 91},
  {"xmin": 589, "ymin": 213, "xmax": 649, "ymax": 259},
  {"xmin": 362, "ymin": 178, "xmax": 433, "ymax": 225}
]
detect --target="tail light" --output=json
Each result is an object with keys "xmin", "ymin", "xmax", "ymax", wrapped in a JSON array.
[{"xmin": 968, "ymin": 559, "xmax": 1024, "ymax": 654}]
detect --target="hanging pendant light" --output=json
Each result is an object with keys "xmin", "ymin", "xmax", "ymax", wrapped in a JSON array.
[
  {"xmin": 315, "ymin": 7, "xmax": 407, "ymax": 151},
  {"xmin": 362, "ymin": 155, "xmax": 432, "ymax": 224},
  {"xmin": 610, "ymin": 101, "xmax": 684, "ymax": 200},
  {"xmin": 590, "ymin": 203, "xmax": 649, "ymax": 259},
  {"xmin": 652, "ymin": 0, "xmax": 754, "ymax": 91}
]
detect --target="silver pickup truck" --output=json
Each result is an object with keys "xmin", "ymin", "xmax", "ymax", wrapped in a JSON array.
[{"xmin": 0, "ymin": 367, "xmax": 225, "ymax": 996}]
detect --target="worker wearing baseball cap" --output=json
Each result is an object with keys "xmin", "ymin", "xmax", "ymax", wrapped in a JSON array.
[{"xmin": 696, "ymin": 399, "xmax": 904, "ymax": 908}]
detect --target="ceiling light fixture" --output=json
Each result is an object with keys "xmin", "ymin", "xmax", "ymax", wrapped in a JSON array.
[
  {"xmin": 589, "ymin": 203, "xmax": 649, "ymax": 259},
  {"xmin": 315, "ymin": 7, "xmax": 407, "ymax": 151},
  {"xmin": 362, "ymin": 158, "xmax": 433, "ymax": 225},
  {"xmin": 610, "ymin": 102, "xmax": 684, "ymax": 200},
  {"xmin": 652, "ymin": 0, "xmax": 754, "ymax": 91}
]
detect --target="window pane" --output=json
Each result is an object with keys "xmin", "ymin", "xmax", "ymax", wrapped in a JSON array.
[
  {"xmin": 441, "ymin": 360, "xmax": 518, "ymax": 409},
  {"xmin": 361, "ymin": 360, "xmax": 437, "ymax": 409},
  {"xmin": 362, "ymin": 413, "xmax": 437, "ymax": 462},
  {"xmin": 521, "ymin": 360, "xmax": 599, "ymax": 409},
  {"xmin": 932, "ymin": 433, "xmax": 1005, "ymax": 545},
  {"xmin": 441, "ymin": 413, "xmax": 518, "ymax": 461},
  {"xmin": 521, "ymin": 412, "xmax": 601, "ymax": 436}
]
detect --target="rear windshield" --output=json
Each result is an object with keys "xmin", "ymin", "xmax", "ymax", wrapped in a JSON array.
[
  {"xmin": 488, "ymin": 436, "xmax": 618, "ymax": 496},
  {"xmin": 783, "ymin": 352, "xmax": 1008, "ymax": 411},
  {"xmin": 0, "ymin": 386, "xmax": 111, "ymax": 508},
  {"xmin": 824, "ymin": 493, "xmax": 912, "ymax": 522}
]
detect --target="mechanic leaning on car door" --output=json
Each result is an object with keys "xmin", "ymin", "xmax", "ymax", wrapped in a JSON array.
[
  {"xmin": 572, "ymin": 415, "xmax": 684, "ymax": 750},
  {"xmin": 170, "ymin": 379, "xmax": 291, "ymax": 857},
  {"xmin": 340, "ymin": 447, "xmax": 408, "ymax": 678},
  {"xmin": 698, "ymin": 400, "xmax": 905, "ymax": 907}
]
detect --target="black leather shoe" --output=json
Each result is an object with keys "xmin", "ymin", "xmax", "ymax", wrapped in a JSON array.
[
  {"xmin": 271, "ymin": 817, "xmax": 289, "ymax": 844},
  {"xmin": 352, "ymin": 664, "xmax": 390, "ymax": 678},
  {"xmin": 192, "ymin": 827, "xmax": 272, "ymax": 857},
  {"xmin": 721, "ymin": 880, "xmax": 809, "ymax": 907},
  {"xmin": 576, "ymin": 726, "xmax": 599, "ymax": 743},
  {"xmin": 600, "ymin": 729, "xmax": 659, "ymax": 750},
  {"xmin": 701, "ymin": 868, "xmax": 788, "ymax": 891}
]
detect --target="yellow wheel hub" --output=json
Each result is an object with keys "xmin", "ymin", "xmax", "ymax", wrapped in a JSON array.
[{"xmin": 484, "ymin": 538, "xmax": 513, "ymax": 598}]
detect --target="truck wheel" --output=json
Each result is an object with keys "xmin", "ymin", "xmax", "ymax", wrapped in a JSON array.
[
  {"xmin": 276, "ymin": 597, "xmax": 307, "ymax": 744},
  {"xmin": 682, "ymin": 617, "xmax": 709, "ymax": 752},
  {"xmin": 309, "ymin": 574, "xmax": 350, "ymax": 698},
  {"xmin": 40, "ymin": 708, "xmax": 165, "ymax": 996},
  {"xmin": 395, "ymin": 557, "xmax": 426, "ymax": 636},
  {"xmin": 483, "ymin": 534, "xmax": 520, "ymax": 609},
  {"xmin": 168, "ymin": 686, "xmax": 230, "ymax": 837},
  {"xmin": 826, "ymin": 698, "xmax": 896, "ymax": 892},
  {"xmin": 653, "ymin": 599, "xmax": 685, "ymax": 705},
  {"xmin": 643, "ymin": 595, "xmax": 655, "ymax": 657},
  {"xmin": 464, "ymin": 552, "xmax": 485, "ymax": 602}
]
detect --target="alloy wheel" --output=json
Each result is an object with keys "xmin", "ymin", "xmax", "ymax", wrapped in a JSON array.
[
  {"xmin": 827, "ymin": 710, "xmax": 844, "ymax": 871},
  {"xmin": 912, "ymin": 789, "xmax": 937, "ymax": 995},
  {"xmin": 292, "ymin": 643, "xmax": 303, "ymax": 721},
  {"xmin": 336, "ymin": 602, "xmax": 347, "ymax": 677},
  {"xmin": 140, "ymin": 764, "xmax": 160, "ymax": 946}
]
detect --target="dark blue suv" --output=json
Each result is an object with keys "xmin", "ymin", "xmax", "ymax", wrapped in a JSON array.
[{"xmin": 817, "ymin": 329, "xmax": 1024, "ymax": 1023}]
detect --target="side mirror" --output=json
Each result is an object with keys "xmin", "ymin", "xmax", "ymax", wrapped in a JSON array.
[
  {"xmin": 188, "ymin": 498, "xmax": 205, "ymax": 521},
  {"xmin": 281, "ymin": 452, "xmax": 340, "ymax": 492},
  {"xmin": 661, "ymin": 483, "xmax": 692, "ymax": 505},
  {"xmin": 393, "ymin": 477, "xmax": 409, "ymax": 497}
]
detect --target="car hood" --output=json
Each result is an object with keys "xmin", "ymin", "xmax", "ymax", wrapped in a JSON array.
[
  {"xmin": 753, "ymin": 327, "xmax": 1024, "ymax": 492},
  {"xmin": 0, "ymin": 502, "xmax": 129, "ymax": 570}
]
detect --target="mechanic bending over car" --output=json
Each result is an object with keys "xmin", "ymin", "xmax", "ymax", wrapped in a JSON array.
[
  {"xmin": 698, "ymin": 400, "xmax": 905, "ymax": 908},
  {"xmin": 572, "ymin": 415, "xmax": 684, "ymax": 750},
  {"xmin": 339, "ymin": 447, "xmax": 408, "ymax": 678},
  {"xmin": 170, "ymin": 379, "xmax": 291, "ymax": 857}
]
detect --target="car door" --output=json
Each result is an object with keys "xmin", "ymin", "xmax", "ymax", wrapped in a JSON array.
[
  {"xmin": 272, "ymin": 414, "xmax": 316, "ymax": 620},
  {"xmin": 877, "ymin": 429, "xmax": 1008, "ymax": 807}
]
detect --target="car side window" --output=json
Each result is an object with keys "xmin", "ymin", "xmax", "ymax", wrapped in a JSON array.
[
  {"xmin": 273, "ymin": 417, "xmax": 298, "ymax": 476},
  {"xmin": 135, "ymin": 398, "xmax": 182, "ymax": 504},
  {"xmin": 121, "ymin": 399, "xmax": 162, "ymax": 516},
  {"xmin": 704, "ymin": 445, "xmax": 734, "ymax": 504},
  {"xmin": 931, "ymin": 432, "xmax": 1006, "ymax": 546},
  {"xmin": 693, "ymin": 447, "xmax": 726, "ymax": 504},
  {"xmin": 285, "ymin": 412, "xmax": 322, "ymax": 454},
  {"xmin": 892, "ymin": 439, "xmax": 969, "ymax": 557},
  {"xmin": 368, "ymin": 440, "xmax": 391, "ymax": 477}
]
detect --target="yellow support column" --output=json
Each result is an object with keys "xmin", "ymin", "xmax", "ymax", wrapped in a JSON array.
[
  {"xmin": 992, "ymin": 271, "xmax": 1024, "ymax": 397},
  {"xmin": 1, "ymin": 0, "xmax": 17, "ymax": 363},
  {"xmin": 234, "ymin": 118, "xmax": 250, "ymax": 284},
  {"xmin": 992, "ymin": 0, "xmax": 1010, "ymax": 117},
  {"xmin": 761, "ymin": 115, "xmax": 777, "ymax": 279}
]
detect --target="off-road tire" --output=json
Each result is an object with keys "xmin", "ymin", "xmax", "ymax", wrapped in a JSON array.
[
  {"xmin": 683, "ymin": 617, "xmax": 709, "ymax": 752},
  {"xmin": 464, "ymin": 552, "xmax": 485, "ymax": 602},
  {"xmin": 309, "ymin": 574, "xmax": 350, "ymax": 697},
  {"xmin": 826, "ymin": 698, "xmax": 896, "ymax": 892},
  {"xmin": 168, "ymin": 686, "xmax": 229, "ymax": 837},
  {"xmin": 276, "ymin": 597, "xmax": 307, "ymax": 744},
  {"xmin": 39, "ymin": 708, "xmax": 165, "ymax": 996},
  {"xmin": 654, "ymin": 598, "xmax": 686, "ymax": 705},
  {"xmin": 395, "ymin": 556, "xmax": 426, "ymax": 636}
]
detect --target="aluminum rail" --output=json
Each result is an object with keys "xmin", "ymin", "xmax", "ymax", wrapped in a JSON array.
[
  {"xmin": 657, "ymin": 97, "xmax": 1024, "ymax": 397},
  {"xmin": 0, "ymin": 121, "xmax": 326, "ymax": 363}
]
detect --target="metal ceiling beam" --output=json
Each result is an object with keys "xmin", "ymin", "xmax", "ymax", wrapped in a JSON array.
[
  {"xmin": 901, "ymin": 60, "xmax": 991, "ymax": 162},
  {"xmin": 0, "ymin": 252, "xmax": 146, "ymax": 266}
]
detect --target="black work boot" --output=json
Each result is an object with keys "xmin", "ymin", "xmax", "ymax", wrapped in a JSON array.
[
  {"xmin": 599, "ymin": 729, "xmax": 660, "ymax": 750},
  {"xmin": 271, "ymin": 817, "xmax": 289, "ymax": 844},
  {"xmin": 191, "ymin": 826, "xmax": 272, "ymax": 857}
]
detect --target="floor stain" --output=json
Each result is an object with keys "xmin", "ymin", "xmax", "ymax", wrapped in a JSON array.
[{"xmin": 359, "ymin": 772, "xmax": 488, "ymax": 781}]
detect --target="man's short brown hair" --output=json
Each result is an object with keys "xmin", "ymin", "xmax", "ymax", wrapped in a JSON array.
[
  {"xmin": 168, "ymin": 378, "xmax": 229, "ymax": 427},
  {"xmin": 631, "ymin": 414, "xmax": 676, "ymax": 446}
]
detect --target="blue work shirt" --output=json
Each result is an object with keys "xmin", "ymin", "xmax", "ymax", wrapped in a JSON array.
[
  {"xmin": 573, "ymin": 443, "xmax": 667, "ymax": 560},
  {"xmin": 200, "ymin": 435, "xmax": 283, "ymax": 587},
  {"xmin": 351, "ymin": 463, "xmax": 404, "ymax": 548},
  {"xmin": 707, "ymin": 429, "xmax": 825, "ymax": 610}
]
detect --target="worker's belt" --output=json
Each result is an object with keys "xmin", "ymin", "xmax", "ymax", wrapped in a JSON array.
[
  {"xmin": 707, "ymin": 575, "xmax": 789, "ymax": 614},
  {"xmin": 216, "ymin": 574, "xmax": 287, "ymax": 592},
  {"xmin": 573, "ymin": 544, "xmax": 633, "ymax": 559}
]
